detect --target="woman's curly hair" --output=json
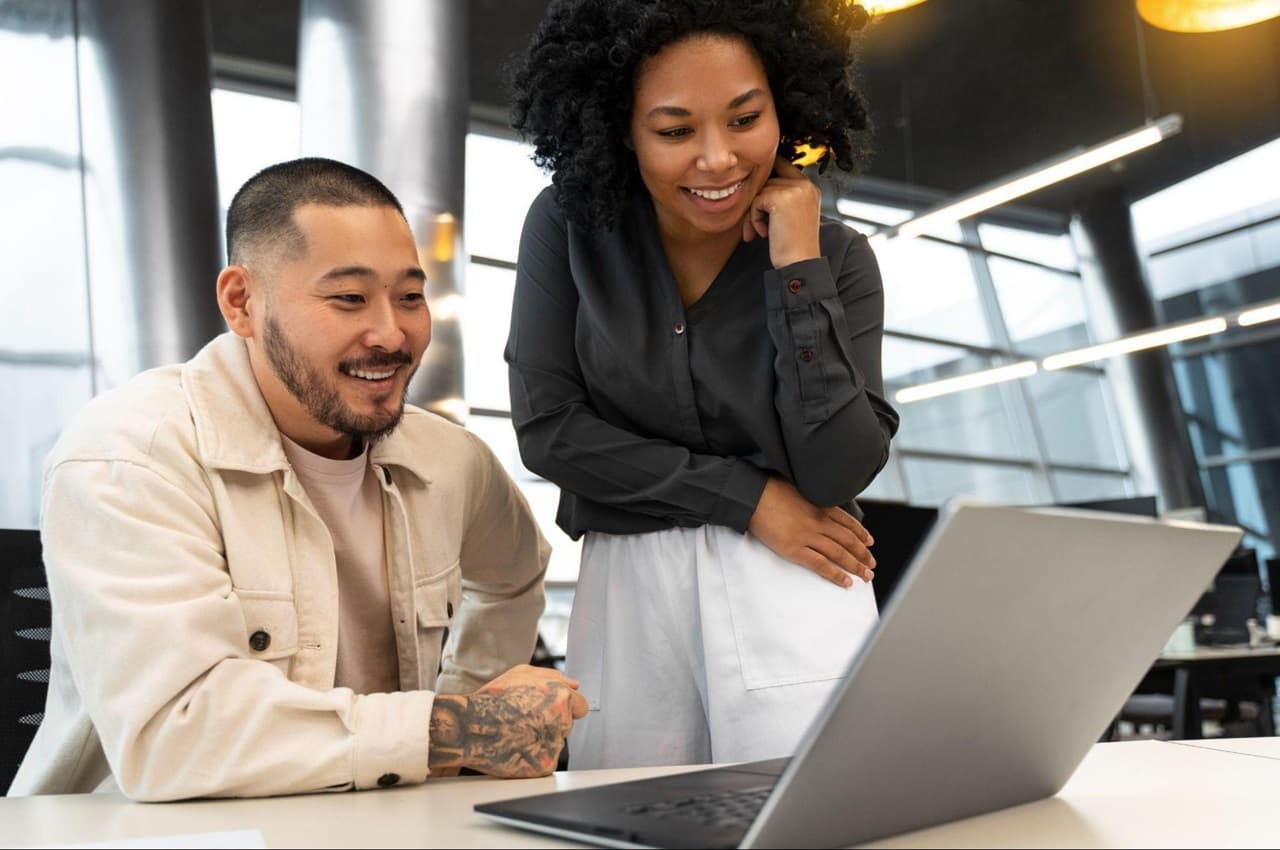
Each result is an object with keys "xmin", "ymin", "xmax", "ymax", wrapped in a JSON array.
[{"xmin": 509, "ymin": 0, "xmax": 873, "ymax": 232}]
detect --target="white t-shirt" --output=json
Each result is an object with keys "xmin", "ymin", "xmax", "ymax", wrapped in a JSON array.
[{"xmin": 282, "ymin": 435, "xmax": 400, "ymax": 695}]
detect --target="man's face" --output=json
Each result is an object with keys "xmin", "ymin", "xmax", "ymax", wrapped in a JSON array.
[{"xmin": 245, "ymin": 203, "xmax": 430, "ymax": 456}]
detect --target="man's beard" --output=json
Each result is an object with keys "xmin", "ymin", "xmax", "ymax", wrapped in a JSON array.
[{"xmin": 263, "ymin": 314, "xmax": 415, "ymax": 446}]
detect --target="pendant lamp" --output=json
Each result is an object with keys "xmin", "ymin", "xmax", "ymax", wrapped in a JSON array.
[
  {"xmin": 861, "ymin": 1, "xmax": 929, "ymax": 15},
  {"xmin": 1138, "ymin": 0, "xmax": 1280, "ymax": 32}
]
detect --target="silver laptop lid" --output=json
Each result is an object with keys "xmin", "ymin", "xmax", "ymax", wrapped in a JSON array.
[{"xmin": 743, "ymin": 499, "xmax": 1241, "ymax": 848}]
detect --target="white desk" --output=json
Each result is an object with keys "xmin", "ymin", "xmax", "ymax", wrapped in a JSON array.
[{"xmin": 2, "ymin": 739, "xmax": 1278, "ymax": 849}]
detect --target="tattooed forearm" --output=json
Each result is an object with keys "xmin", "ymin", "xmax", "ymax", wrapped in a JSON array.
[
  {"xmin": 428, "ymin": 695, "xmax": 468, "ymax": 768},
  {"xmin": 428, "ymin": 684, "xmax": 571, "ymax": 778}
]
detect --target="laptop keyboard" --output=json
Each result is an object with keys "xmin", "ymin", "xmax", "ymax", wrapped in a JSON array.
[{"xmin": 619, "ymin": 785, "xmax": 774, "ymax": 831}]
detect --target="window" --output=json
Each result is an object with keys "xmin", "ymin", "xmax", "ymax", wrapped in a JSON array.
[
  {"xmin": 1132, "ymin": 134, "xmax": 1280, "ymax": 562},
  {"xmin": 0, "ymin": 7, "xmax": 94, "ymax": 528}
]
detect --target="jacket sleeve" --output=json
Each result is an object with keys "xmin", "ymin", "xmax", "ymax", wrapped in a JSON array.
[
  {"xmin": 763, "ymin": 232, "xmax": 900, "ymax": 506},
  {"xmin": 40, "ymin": 457, "xmax": 434, "ymax": 801},
  {"xmin": 435, "ymin": 433, "xmax": 549, "ymax": 694},
  {"xmin": 505, "ymin": 190, "xmax": 768, "ymax": 534}
]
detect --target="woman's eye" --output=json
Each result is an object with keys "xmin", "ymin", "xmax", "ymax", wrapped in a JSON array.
[
  {"xmin": 658, "ymin": 127, "xmax": 692, "ymax": 139},
  {"xmin": 731, "ymin": 113, "xmax": 760, "ymax": 128}
]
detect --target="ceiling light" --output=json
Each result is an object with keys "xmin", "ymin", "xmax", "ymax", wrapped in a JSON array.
[
  {"xmin": 1041, "ymin": 317, "xmax": 1227, "ymax": 371},
  {"xmin": 862, "ymin": 0, "xmax": 930, "ymax": 14},
  {"xmin": 1237, "ymin": 301, "xmax": 1280, "ymax": 326},
  {"xmin": 880, "ymin": 115, "xmax": 1182, "ymax": 242},
  {"xmin": 894, "ymin": 361, "xmax": 1038, "ymax": 404},
  {"xmin": 1138, "ymin": 0, "xmax": 1280, "ymax": 32}
]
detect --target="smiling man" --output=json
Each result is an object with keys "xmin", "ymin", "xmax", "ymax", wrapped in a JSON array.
[{"xmin": 9, "ymin": 158, "xmax": 586, "ymax": 801}]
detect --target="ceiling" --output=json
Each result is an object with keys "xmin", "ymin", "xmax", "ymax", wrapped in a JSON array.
[{"xmin": 209, "ymin": 0, "xmax": 1280, "ymax": 215}]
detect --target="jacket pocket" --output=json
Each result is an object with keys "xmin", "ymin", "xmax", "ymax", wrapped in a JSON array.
[
  {"xmin": 237, "ymin": 590, "xmax": 300, "ymax": 662},
  {"xmin": 414, "ymin": 563, "xmax": 462, "ymax": 684}
]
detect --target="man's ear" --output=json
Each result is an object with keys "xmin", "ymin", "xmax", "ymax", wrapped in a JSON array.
[{"xmin": 216, "ymin": 265, "xmax": 256, "ymax": 338}]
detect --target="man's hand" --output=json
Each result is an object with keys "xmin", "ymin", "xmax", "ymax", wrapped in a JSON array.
[
  {"xmin": 748, "ymin": 477, "xmax": 876, "ymax": 587},
  {"xmin": 428, "ymin": 665, "xmax": 588, "ymax": 778}
]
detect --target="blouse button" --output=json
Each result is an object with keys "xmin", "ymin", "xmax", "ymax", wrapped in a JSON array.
[
  {"xmin": 673, "ymin": 321, "xmax": 686, "ymax": 335},
  {"xmin": 799, "ymin": 348, "xmax": 815, "ymax": 363},
  {"xmin": 787, "ymin": 278, "xmax": 803, "ymax": 294}
]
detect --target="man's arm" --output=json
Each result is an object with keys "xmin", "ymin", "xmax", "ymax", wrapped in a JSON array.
[
  {"xmin": 436, "ymin": 433, "xmax": 551, "ymax": 695},
  {"xmin": 40, "ymin": 457, "xmax": 437, "ymax": 800}
]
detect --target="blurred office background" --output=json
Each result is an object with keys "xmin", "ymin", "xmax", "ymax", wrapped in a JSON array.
[{"xmin": 3, "ymin": 1, "xmax": 1279, "ymax": 661}]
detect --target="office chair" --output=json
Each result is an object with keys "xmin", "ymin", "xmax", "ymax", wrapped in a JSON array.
[
  {"xmin": 855, "ymin": 499, "xmax": 938, "ymax": 612},
  {"xmin": 0, "ymin": 529, "xmax": 50, "ymax": 795}
]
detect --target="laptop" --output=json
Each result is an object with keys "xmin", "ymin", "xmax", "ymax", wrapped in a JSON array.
[{"xmin": 475, "ymin": 500, "xmax": 1242, "ymax": 848}]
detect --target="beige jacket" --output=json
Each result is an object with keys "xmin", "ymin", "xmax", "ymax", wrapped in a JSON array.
[{"xmin": 9, "ymin": 334, "xmax": 549, "ymax": 800}]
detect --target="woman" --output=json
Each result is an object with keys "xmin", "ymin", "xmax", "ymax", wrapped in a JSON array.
[{"xmin": 506, "ymin": 0, "xmax": 898, "ymax": 769}]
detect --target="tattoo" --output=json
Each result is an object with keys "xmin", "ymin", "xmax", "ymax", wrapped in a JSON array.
[{"xmin": 428, "ymin": 685, "xmax": 568, "ymax": 778}]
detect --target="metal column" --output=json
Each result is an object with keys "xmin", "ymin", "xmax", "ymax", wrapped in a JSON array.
[
  {"xmin": 297, "ymin": 0, "xmax": 469, "ymax": 422},
  {"xmin": 1071, "ymin": 187, "xmax": 1206, "ymax": 511},
  {"xmin": 74, "ymin": 0, "xmax": 224, "ymax": 388}
]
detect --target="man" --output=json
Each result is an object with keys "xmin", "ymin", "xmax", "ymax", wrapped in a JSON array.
[{"xmin": 9, "ymin": 158, "xmax": 587, "ymax": 800}]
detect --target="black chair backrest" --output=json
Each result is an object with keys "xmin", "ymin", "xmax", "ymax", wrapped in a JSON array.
[
  {"xmin": 856, "ymin": 500, "xmax": 939, "ymax": 611},
  {"xmin": 0, "ymin": 529, "xmax": 50, "ymax": 795}
]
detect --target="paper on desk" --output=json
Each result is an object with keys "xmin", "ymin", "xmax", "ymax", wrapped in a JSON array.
[{"xmin": 47, "ymin": 828, "xmax": 266, "ymax": 849}]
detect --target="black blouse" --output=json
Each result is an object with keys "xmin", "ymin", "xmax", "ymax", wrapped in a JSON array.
[{"xmin": 506, "ymin": 186, "xmax": 899, "ymax": 540}]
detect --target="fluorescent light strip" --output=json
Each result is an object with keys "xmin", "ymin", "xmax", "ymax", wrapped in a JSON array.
[
  {"xmin": 1041, "ymin": 318, "xmax": 1227, "ymax": 371},
  {"xmin": 886, "ymin": 115, "xmax": 1182, "ymax": 241},
  {"xmin": 1238, "ymin": 302, "xmax": 1280, "ymax": 327},
  {"xmin": 891, "ymin": 297, "xmax": 1279, "ymax": 404},
  {"xmin": 894, "ymin": 361, "xmax": 1038, "ymax": 404}
]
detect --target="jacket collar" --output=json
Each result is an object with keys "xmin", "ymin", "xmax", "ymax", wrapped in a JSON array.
[{"xmin": 180, "ymin": 334, "xmax": 435, "ymax": 484}]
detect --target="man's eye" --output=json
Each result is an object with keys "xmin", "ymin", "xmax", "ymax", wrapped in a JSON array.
[
  {"xmin": 331, "ymin": 294, "xmax": 364, "ymax": 305},
  {"xmin": 402, "ymin": 292, "xmax": 426, "ymax": 304},
  {"xmin": 658, "ymin": 127, "xmax": 692, "ymax": 139}
]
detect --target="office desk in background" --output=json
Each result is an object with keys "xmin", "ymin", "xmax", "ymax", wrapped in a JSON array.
[
  {"xmin": 1136, "ymin": 644, "xmax": 1280, "ymax": 739},
  {"xmin": 2, "ymin": 739, "xmax": 1279, "ymax": 848}
]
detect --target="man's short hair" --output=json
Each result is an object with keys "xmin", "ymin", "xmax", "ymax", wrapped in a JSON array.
[{"xmin": 225, "ymin": 157, "xmax": 407, "ymax": 266}]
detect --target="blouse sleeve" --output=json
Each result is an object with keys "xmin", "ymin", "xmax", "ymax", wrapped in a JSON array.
[{"xmin": 763, "ymin": 231, "xmax": 900, "ymax": 506}]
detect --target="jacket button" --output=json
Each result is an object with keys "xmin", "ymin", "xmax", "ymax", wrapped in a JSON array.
[
  {"xmin": 787, "ymin": 278, "xmax": 803, "ymax": 294},
  {"xmin": 377, "ymin": 773, "xmax": 400, "ymax": 788},
  {"xmin": 673, "ymin": 321, "xmax": 686, "ymax": 335},
  {"xmin": 799, "ymin": 348, "xmax": 815, "ymax": 363},
  {"xmin": 249, "ymin": 630, "xmax": 271, "ymax": 652},
  {"xmin": 446, "ymin": 601, "xmax": 454, "ymax": 618}
]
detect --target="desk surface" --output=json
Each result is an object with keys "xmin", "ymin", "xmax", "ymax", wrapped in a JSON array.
[
  {"xmin": 1159, "ymin": 644, "xmax": 1280, "ymax": 663},
  {"xmin": 2, "ymin": 739, "xmax": 1278, "ymax": 849}
]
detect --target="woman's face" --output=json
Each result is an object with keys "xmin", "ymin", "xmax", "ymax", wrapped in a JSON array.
[{"xmin": 629, "ymin": 34, "xmax": 782, "ymax": 240}]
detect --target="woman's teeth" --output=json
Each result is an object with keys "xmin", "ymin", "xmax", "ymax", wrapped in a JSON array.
[{"xmin": 687, "ymin": 180, "xmax": 744, "ymax": 201}]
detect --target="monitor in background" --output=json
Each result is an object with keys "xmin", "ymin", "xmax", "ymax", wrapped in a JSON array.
[
  {"xmin": 1267, "ymin": 557, "xmax": 1280, "ymax": 613},
  {"xmin": 1204, "ymin": 548, "xmax": 1262, "ymax": 645},
  {"xmin": 857, "ymin": 499, "xmax": 938, "ymax": 611},
  {"xmin": 1058, "ymin": 495, "xmax": 1159, "ymax": 518}
]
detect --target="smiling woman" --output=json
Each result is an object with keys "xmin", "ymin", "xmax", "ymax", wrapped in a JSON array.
[{"xmin": 505, "ymin": 0, "xmax": 898, "ymax": 772}]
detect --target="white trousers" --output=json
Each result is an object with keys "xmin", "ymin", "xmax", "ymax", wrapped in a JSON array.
[{"xmin": 564, "ymin": 524, "xmax": 879, "ymax": 769}]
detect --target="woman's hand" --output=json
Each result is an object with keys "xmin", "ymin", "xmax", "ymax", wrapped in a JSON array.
[
  {"xmin": 741, "ymin": 154, "xmax": 823, "ymax": 269},
  {"xmin": 747, "ymin": 477, "xmax": 876, "ymax": 587}
]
